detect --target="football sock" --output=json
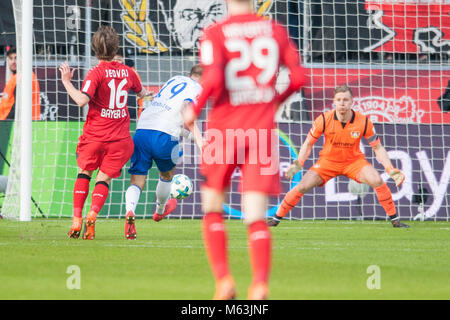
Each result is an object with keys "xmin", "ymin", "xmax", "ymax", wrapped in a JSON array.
[
  {"xmin": 90, "ymin": 181, "xmax": 109, "ymax": 214},
  {"xmin": 374, "ymin": 183, "xmax": 396, "ymax": 217},
  {"xmin": 248, "ymin": 220, "xmax": 271, "ymax": 285},
  {"xmin": 125, "ymin": 184, "xmax": 142, "ymax": 213},
  {"xmin": 276, "ymin": 188, "xmax": 304, "ymax": 218},
  {"xmin": 388, "ymin": 213, "xmax": 400, "ymax": 221},
  {"xmin": 202, "ymin": 212, "xmax": 229, "ymax": 281},
  {"xmin": 156, "ymin": 178, "xmax": 172, "ymax": 214},
  {"xmin": 73, "ymin": 173, "xmax": 91, "ymax": 218}
]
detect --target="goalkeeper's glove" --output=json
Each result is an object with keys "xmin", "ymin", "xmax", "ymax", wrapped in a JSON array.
[
  {"xmin": 286, "ymin": 159, "xmax": 303, "ymax": 180},
  {"xmin": 387, "ymin": 167, "xmax": 405, "ymax": 187}
]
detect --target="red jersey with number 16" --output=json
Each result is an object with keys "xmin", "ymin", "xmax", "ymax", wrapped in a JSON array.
[
  {"xmin": 81, "ymin": 60, "xmax": 142, "ymax": 142},
  {"xmin": 194, "ymin": 13, "xmax": 306, "ymax": 130}
]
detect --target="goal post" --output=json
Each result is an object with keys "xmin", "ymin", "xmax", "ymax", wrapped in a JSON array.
[
  {"xmin": 19, "ymin": 0, "xmax": 33, "ymax": 222},
  {"xmin": 1, "ymin": 0, "xmax": 33, "ymax": 221}
]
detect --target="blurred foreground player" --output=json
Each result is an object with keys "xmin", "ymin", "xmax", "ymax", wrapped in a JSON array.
[
  {"xmin": 60, "ymin": 26, "xmax": 151, "ymax": 240},
  {"xmin": 268, "ymin": 85, "xmax": 409, "ymax": 228},
  {"xmin": 183, "ymin": 0, "xmax": 306, "ymax": 299}
]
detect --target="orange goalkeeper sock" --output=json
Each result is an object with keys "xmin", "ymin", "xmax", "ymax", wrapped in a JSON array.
[
  {"xmin": 275, "ymin": 188, "xmax": 304, "ymax": 219},
  {"xmin": 374, "ymin": 183, "xmax": 396, "ymax": 217}
]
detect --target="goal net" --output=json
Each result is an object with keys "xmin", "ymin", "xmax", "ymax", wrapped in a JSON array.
[{"xmin": 1, "ymin": 0, "xmax": 448, "ymax": 221}]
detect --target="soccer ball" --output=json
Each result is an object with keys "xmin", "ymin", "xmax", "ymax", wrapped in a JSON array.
[{"xmin": 170, "ymin": 174, "xmax": 193, "ymax": 200}]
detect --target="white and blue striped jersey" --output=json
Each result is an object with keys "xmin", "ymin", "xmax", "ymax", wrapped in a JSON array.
[{"xmin": 137, "ymin": 75, "xmax": 202, "ymax": 138}]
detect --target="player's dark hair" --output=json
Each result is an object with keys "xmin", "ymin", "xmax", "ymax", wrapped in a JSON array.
[
  {"xmin": 92, "ymin": 25, "xmax": 119, "ymax": 61},
  {"xmin": 189, "ymin": 64, "xmax": 203, "ymax": 78},
  {"xmin": 334, "ymin": 85, "xmax": 353, "ymax": 98},
  {"xmin": 6, "ymin": 46, "xmax": 16, "ymax": 56}
]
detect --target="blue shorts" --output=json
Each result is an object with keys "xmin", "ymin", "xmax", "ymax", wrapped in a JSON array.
[{"xmin": 128, "ymin": 129, "xmax": 180, "ymax": 175}]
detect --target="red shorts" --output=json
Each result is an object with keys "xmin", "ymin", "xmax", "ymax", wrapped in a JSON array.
[
  {"xmin": 76, "ymin": 136, "xmax": 134, "ymax": 178},
  {"xmin": 200, "ymin": 127, "xmax": 280, "ymax": 195},
  {"xmin": 310, "ymin": 156, "xmax": 372, "ymax": 186}
]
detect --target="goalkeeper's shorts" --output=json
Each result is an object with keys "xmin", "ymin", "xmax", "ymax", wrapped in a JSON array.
[
  {"xmin": 309, "ymin": 156, "xmax": 372, "ymax": 186},
  {"xmin": 76, "ymin": 136, "xmax": 134, "ymax": 178}
]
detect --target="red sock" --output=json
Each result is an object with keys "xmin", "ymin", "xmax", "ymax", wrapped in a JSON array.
[
  {"xmin": 73, "ymin": 175, "xmax": 90, "ymax": 218},
  {"xmin": 276, "ymin": 188, "xmax": 304, "ymax": 218},
  {"xmin": 374, "ymin": 183, "xmax": 396, "ymax": 217},
  {"xmin": 248, "ymin": 220, "xmax": 271, "ymax": 285},
  {"xmin": 90, "ymin": 182, "xmax": 109, "ymax": 214},
  {"xmin": 202, "ymin": 212, "xmax": 229, "ymax": 281}
]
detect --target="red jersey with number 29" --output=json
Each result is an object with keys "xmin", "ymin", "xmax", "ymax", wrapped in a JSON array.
[
  {"xmin": 81, "ymin": 60, "xmax": 142, "ymax": 142},
  {"xmin": 194, "ymin": 13, "xmax": 306, "ymax": 130}
]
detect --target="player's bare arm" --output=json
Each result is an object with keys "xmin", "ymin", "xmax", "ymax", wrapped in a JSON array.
[
  {"xmin": 182, "ymin": 101, "xmax": 204, "ymax": 149},
  {"xmin": 180, "ymin": 125, "xmax": 203, "ymax": 150},
  {"xmin": 59, "ymin": 62, "xmax": 90, "ymax": 107},
  {"xmin": 372, "ymin": 142, "xmax": 405, "ymax": 186},
  {"xmin": 137, "ymin": 87, "xmax": 153, "ymax": 100},
  {"xmin": 191, "ymin": 122, "xmax": 204, "ymax": 150},
  {"xmin": 182, "ymin": 104, "xmax": 197, "ymax": 129}
]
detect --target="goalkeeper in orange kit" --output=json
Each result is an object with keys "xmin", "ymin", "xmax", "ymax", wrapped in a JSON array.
[{"xmin": 268, "ymin": 85, "xmax": 409, "ymax": 228}]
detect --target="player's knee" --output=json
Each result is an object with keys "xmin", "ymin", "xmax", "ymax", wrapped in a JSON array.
[
  {"xmin": 78, "ymin": 169, "xmax": 93, "ymax": 177},
  {"xmin": 366, "ymin": 174, "xmax": 384, "ymax": 188},
  {"xmin": 159, "ymin": 171, "xmax": 173, "ymax": 181},
  {"xmin": 202, "ymin": 202, "xmax": 222, "ymax": 214},
  {"xmin": 129, "ymin": 175, "xmax": 146, "ymax": 189},
  {"xmin": 243, "ymin": 215, "xmax": 264, "ymax": 226},
  {"xmin": 201, "ymin": 187, "xmax": 226, "ymax": 214},
  {"xmin": 202, "ymin": 191, "xmax": 224, "ymax": 213},
  {"xmin": 97, "ymin": 171, "xmax": 112, "ymax": 184},
  {"xmin": 295, "ymin": 182, "xmax": 309, "ymax": 194},
  {"xmin": 372, "ymin": 177, "xmax": 385, "ymax": 188}
]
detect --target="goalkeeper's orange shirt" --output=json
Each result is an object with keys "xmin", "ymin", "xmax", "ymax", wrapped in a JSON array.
[
  {"xmin": 0, "ymin": 72, "xmax": 41, "ymax": 120},
  {"xmin": 308, "ymin": 109, "xmax": 380, "ymax": 162}
]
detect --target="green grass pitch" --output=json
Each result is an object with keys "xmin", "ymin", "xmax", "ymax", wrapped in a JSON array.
[{"xmin": 0, "ymin": 218, "xmax": 449, "ymax": 300}]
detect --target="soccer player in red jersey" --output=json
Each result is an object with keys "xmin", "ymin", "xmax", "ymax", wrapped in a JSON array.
[
  {"xmin": 268, "ymin": 85, "xmax": 409, "ymax": 228},
  {"xmin": 60, "ymin": 26, "xmax": 151, "ymax": 240},
  {"xmin": 183, "ymin": 0, "xmax": 306, "ymax": 300}
]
